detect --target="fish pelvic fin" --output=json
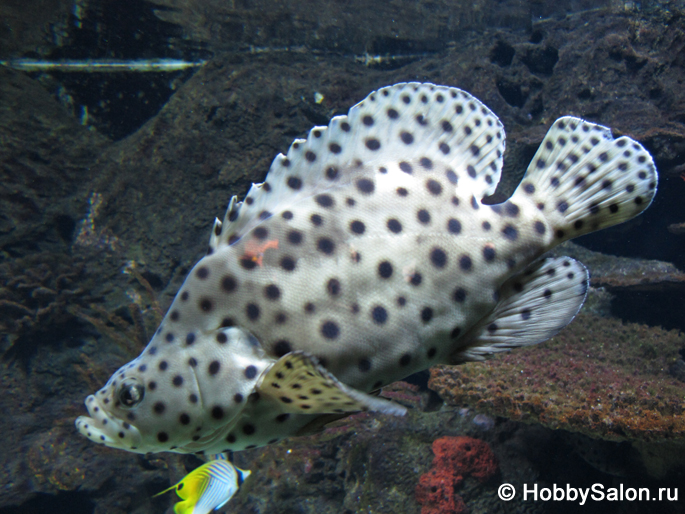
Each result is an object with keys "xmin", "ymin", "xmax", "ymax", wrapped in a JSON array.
[{"xmin": 512, "ymin": 116, "xmax": 657, "ymax": 241}]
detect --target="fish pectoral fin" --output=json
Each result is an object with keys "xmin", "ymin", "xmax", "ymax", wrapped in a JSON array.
[
  {"xmin": 450, "ymin": 256, "xmax": 589, "ymax": 363},
  {"xmin": 154, "ymin": 460, "xmax": 250, "ymax": 514},
  {"xmin": 258, "ymin": 351, "xmax": 406, "ymax": 416}
]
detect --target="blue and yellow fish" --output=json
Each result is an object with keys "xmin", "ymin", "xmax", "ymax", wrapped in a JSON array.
[{"xmin": 154, "ymin": 458, "xmax": 250, "ymax": 514}]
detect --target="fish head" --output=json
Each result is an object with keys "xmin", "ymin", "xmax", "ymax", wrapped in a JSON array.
[{"xmin": 76, "ymin": 293, "xmax": 271, "ymax": 454}]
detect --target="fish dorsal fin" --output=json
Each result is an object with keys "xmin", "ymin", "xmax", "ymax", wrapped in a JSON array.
[
  {"xmin": 213, "ymin": 82, "xmax": 506, "ymax": 248},
  {"xmin": 257, "ymin": 351, "xmax": 406, "ymax": 416}
]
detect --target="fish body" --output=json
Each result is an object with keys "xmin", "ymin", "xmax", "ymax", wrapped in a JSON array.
[
  {"xmin": 154, "ymin": 458, "xmax": 250, "ymax": 514},
  {"xmin": 0, "ymin": 58, "xmax": 206, "ymax": 73},
  {"xmin": 76, "ymin": 82, "xmax": 657, "ymax": 456}
]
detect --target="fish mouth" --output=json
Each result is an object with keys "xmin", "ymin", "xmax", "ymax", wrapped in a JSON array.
[{"xmin": 75, "ymin": 394, "xmax": 143, "ymax": 452}]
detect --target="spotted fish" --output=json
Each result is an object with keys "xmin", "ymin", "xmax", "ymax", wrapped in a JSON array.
[{"xmin": 76, "ymin": 83, "xmax": 657, "ymax": 461}]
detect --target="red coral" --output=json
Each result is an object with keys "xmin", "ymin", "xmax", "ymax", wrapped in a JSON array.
[{"xmin": 415, "ymin": 436, "xmax": 498, "ymax": 514}]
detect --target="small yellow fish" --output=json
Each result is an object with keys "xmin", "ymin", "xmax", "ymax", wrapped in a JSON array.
[{"xmin": 155, "ymin": 459, "xmax": 250, "ymax": 514}]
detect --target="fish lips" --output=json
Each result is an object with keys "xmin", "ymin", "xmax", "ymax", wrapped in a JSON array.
[{"xmin": 75, "ymin": 394, "xmax": 144, "ymax": 452}]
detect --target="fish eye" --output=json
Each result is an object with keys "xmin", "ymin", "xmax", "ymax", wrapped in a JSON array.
[{"xmin": 117, "ymin": 378, "xmax": 145, "ymax": 409}]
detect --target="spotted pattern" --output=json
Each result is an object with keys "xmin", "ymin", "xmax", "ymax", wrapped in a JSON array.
[{"xmin": 77, "ymin": 85, "xmax": 657, "ymax": 456}]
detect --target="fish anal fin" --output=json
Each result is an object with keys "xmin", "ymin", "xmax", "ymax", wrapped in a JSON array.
[
  {"xmin": 451, "ymin": 257, "xmax": 588, "ymax": 363},
  {"xmin": 258, "ymin": 351, "xmax": 406, "ymax": 416}
]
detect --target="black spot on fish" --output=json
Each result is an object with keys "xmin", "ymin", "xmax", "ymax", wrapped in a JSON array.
[
  {"xmin": 502, "ymin": 225, "xmax": 518, "ymax": 240},
  {"xmin": 286, "ymin": 230, "xmax": 303, "ymax": 245},
  {"xmin": 447, "ymin": 218, "xmax": 461, "ymax": 234},
  {"xmin": 399, "ymin": 162, "xmax": 413, "ymax": 174},
  {"xmin": 315, "ymin": 194, "xmax": 335, "ymax": 208},
  {"xmin": 366, "ymin": 138, "xmax": 381, "ymax": 150},
  {"xmin": 417, "ymin": 209, "xmax": 431, "ymax": 224},
  {"xmin": 253, "ymin": 227, "xmax": 268, "ymax": 240},
  {"xmin": 281, "ymin": 256, "xmax": 296, "ymax": 271},
  {"xmin": 200, "ymin": 298, "xmax": 213, "ymax": 312},
  {"xmin": 358, "ymin": 358, "xmax": 371, "ymax": 372},
  {"xmin": 453, "ymin": 287, "xmax": 466, "ymax": 302},
  {"xmin": 387, "ymin": 219, "xmax": 402, "ymax": 233},
  {"xmin": 274, "ymin": 340, "xmax": 292, "ymax": 357},
  {"xmin": 317, "ymin": 237, "xmax": 335, "ymax": 255},
  {"xmin": 378, "ymin": 261, "xmax": 393, "ymax": 278},
  {"xmin": 371, "ymin": 305, "xmax": 388, "ymax": 324},
  {"xmin": 426, "ymin": 179, "xmax": 441, "ymax": 195},
  {"xmin": 208, "ymin": 361, "xmax": 220, "ymax": 375},
  {"xmin": 221, "ymin": 275, "xmax": 237, "ymax": 293},
  {"xmin": 246, "ymin": 303, "xmax": 260, "ymax": 320},
  {"xmin": 321, "ymin": 321, "xmax": 339, "ymax": 339},
  {"xmin": 326, "ymin": 166, "xmax": 339, "ymax": 180},
  {"xmin": 350, "ymin": 220, "xmax": 366, "ymax": 234},
  {"xmin": 430, "ymin": 247, "xmax": 447, "ymax": 268},
  {"xmin": 356, "ymin": 178, "xmax": 375, "ymax": 194},
  {"xmin": 265, "ymin": 284, "xmax": 281, "ymax": 300},
  {"xmin": 327, "ymin": 278, "xmax": 341, "ymax": 296},
  {"xmin": 286, "ymin": 176, "xmax": 302, "ymax": 190}
]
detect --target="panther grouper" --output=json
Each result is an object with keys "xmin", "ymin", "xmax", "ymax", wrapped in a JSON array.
[{"xmin": 76, "ymin": 82, "xmax": 657, "ymax": 508}]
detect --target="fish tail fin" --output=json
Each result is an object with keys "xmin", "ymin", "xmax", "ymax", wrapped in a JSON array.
[
  {"xmin": 513, "ymin": 116, "xmax": 657, "ymax": 241},
  {"xmin": 450, "ymin": 257, "xmax": 588, "ymax": 363}
]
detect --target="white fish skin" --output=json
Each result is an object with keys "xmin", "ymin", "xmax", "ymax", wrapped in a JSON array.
[{"xmin": 75, "ymin": 82, "xmax": 657, "ymax": 456}]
